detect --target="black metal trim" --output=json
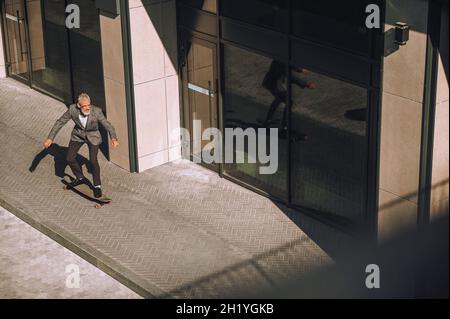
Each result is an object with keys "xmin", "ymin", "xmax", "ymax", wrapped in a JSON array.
[
  {"xmin": 120, "ymin": 0, "xmax": 139, "ymax": 173},
  {"xmin": 64, "ymin": 0, "xmax": 76, "ymax": 104},
  {"xmin": 365, "ymin": 0, "xmax": 386, "ymax": 245},
  {"xmin": 417, "ymin": 0, "xmax": 442, "ymax": 227},
  {"xmin": 216, "ymin": 0, "xmax": 224, "ymax": 178}
]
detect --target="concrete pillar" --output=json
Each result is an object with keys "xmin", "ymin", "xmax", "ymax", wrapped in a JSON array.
[
  {"xmin": 430, "ymin": 4, "xmax": 449, "ymax": 221},
  {"xmin": 0, "ymin": 9, "xmax": 7, "ymax": 78},
  {"xmin": 128, "ymin": 0, "xmax": 181, "ymax": 172},
  {"xmin": 378, "ymin": 0, "xmax": 430, "ymax": 243},
  {"xmin": 99, "ymin": 12, "xmax": 131, "ymax": 171}
]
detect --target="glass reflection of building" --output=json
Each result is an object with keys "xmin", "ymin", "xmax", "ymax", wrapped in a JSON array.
[
  {"xmin": 177, "ymin": 0, "xmax": 381, "ymax": 226},
  {"xmin": 3, "ymin": 0, "xmax": 105, "ymax": 108}
]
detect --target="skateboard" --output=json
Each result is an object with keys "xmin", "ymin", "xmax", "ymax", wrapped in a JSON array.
[{"xmin": 62, "ymin": 175, "xmax": 111, "ymax": 209}]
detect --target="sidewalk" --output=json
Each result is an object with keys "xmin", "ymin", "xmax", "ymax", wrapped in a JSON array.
[
  {"xmin": 0, "ymin": 78, "xmax": 346, "ymax": 298},
  {"xmin": 0, "ymin": 207, "xmax": 140, "ymax": 299}
]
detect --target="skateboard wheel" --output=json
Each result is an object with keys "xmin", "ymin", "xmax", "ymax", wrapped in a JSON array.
[{"xmin": 95, "ymin": 204, "xmax": 102, "ymax": 209}]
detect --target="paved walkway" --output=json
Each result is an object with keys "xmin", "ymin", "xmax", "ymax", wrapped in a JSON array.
[
  {"xmin": 0, "ymin": 78, "xmax": 350, "ymax": 298},
  {"xmin": 0, "ymin": 207, "xmax": 140, "ymax": 299}
]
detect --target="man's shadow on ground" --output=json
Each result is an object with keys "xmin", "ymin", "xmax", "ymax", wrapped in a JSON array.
[{"xmin": 28, "ymin": 144, "xmax": 93, "ymax": 179}]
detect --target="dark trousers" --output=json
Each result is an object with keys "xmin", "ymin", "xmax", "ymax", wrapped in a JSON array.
[
  {"xmin": 66, "ymin": 140, "xmax": 101, "ymax": 186},
  {"xmin": 264, "ymin": 89, "xmax": 288, "ymax": 128}
]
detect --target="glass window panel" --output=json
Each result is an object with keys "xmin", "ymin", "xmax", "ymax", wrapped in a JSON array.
[
  {"xmin": 68, "ymin": 0, "xmax": 105, "ymax": 109},
  {"xmin": 223, "ymin": 44, "xmax": 287, "ymax": 198},
  {"xmin": 186, "ymin": 42, "xmax": 218, "ymax": 165},
  {"xmin": 292, "ymin": 0, "xmax": 377, "ymax": 54},
  {"xmin": 221, "ymin": 0, "xmax": 289, "ymax": 32},
  {"xmin": 290, "ymin": 68, "xmax": 367, "ymax": 222},
  {"xmin": 28, "ymin": 0, "xmax": 72, "ymax": 102},
  {"xmin": 179, "ymin": 0, "xmax": 217, "ymax": 13}
]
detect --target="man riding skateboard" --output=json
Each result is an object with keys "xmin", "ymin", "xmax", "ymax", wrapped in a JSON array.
[{"xmin": 43, "ymin": 93, "xmax": 119, "ymax": 198}]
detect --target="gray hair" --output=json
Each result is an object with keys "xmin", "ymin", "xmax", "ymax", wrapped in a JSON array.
[{"xmin": 78, "ymin": 93, "xmax": 91, "ymax": 104}]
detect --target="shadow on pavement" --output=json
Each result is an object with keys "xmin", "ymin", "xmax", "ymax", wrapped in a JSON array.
[{"xmin": 28, "ymin": 144, "xmax": 92, "ymax": 178}]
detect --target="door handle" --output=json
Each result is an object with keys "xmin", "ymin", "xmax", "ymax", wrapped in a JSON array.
[
  {"xmin": 188, "ymin": 83, "xmax": 215, "ymax": 97},
  {"xmin": 208, "ymin": 81, "xmax": 214, "ymax": 127}
]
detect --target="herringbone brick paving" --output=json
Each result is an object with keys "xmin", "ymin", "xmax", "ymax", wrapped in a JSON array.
[
  {"xmin": 0, "ymin": 207, "xmax": 141, "ymax": 299},
  {"xmin": 0, "ymin": 78, "xmax": 346, "ymax": 298}
]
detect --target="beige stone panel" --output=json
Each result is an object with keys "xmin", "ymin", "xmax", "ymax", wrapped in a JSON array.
[
  {"xmin": 431, "ymin": 181, "xmax": 449, "ymax": 211},
  {"xmin": 431, "ymin": 100, "xmax": 449, "ymax": 204},
  {"xmin": 383, "ymin": 28, "xmax": 427, "ymax": 103},
  {"xmin": 129, "ymin": 0, "xmax": 144, "ymax": 9},
  {"xmin": 437, "ymin": 4, "xmax": 448, "ymax": 104},
  {"xmin": 129, "ymin": 4, "xmax": 165, "ymax": 85},
  {"xmin": 134, "ymin": 79, "xmax": 168, "ymax": 157},
  {"xmin": 100, "ymin": 12, "xmax": 130, "ymax": 171},
  {"xmin": 168, "ymin": 145, "xmax": 181, "ymax": 162},
  {"xmin": 166, "ymin": 75, "xmax": 181, "ymax": 147},
  {"xmin": 378, "ymin": 189, "xmax": 418, "ymax": 244},
  {"xmin": 431, "ymin": 198, "xmax": 449, "ymax": 222},
  {"xmin": 104, "ymin": 78, "xmax": 130, "ymax": 171},
  {"xmin": 100, "ymin": 14, "xmax": 125, "ymax": 84},
  {"xmin": 379, "ymin": 93, "xmax": 423, "ymax": 203},
  {"xmin": 138, "ymin": 149, "xmax": 169, "ymax": 172},
  {"xmin": 436, "ymin": 55, "xmax": 449, "ymax": 104},
  {"xmin": 129, "ymin": 0, "xmax": 157, "ymax": 9},
  {"xmin": 164, "ymin": 50, "xmax": 177, "ymax": 78}
]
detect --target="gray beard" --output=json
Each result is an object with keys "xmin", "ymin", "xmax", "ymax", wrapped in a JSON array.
[{"xmin": 81, "ymin": 111, "xmax": 90, "ymax": 116}]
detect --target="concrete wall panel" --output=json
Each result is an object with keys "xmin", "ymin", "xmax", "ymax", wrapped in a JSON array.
[
  {"xmin": 128, "ymin": 0, "xmax": 180, "ymax": 172},
  {"xmin": 100, "ymin": 13, "xmax": 130, "ymax": 171}
]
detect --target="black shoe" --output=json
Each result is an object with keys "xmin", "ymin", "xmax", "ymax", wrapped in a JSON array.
[
  {"xmin": 94, "ymin": 187, "xmax": 102, "ymax": 198},
  {"xmin": 69, "ymin": 178, "xmax": 86, "ymax": 188}
]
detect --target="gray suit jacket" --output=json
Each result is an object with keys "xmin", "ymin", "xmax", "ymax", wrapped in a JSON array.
[{"xmin": 47, "ymin": 104, "xmax": 118, "ymax": 146}]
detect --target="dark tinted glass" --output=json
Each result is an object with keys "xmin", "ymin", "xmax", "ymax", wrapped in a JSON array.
[
  {"xmin": 221, "ymin": 0, "xmax": 289, "ymax": 32},
  {"xmin": 293, "ymin": 0, "xmax": 375, "ymax": 54},
  {"xmin": 68, "ymin": 0, "xmax": 105, "ymax": 110},
  {"xmin": 28, "ymin": 0, "xmax": 72, "ymax": 102},
  {"xmin": 4, "ymin": 0, "xmax": 30, "ymax": 80},
  {"xmin": 290, "ymin": 67, "xmax": 367, "ymax": 222},
  {"xmin": 179, "ymin": 0, "xmax": 217, "ymax": 13},
  {"xmin": 223, "ymin": 45, "xmax": 287, "ymax": 198},
  {"xmin": 185, "ymin": 42, "xmax": 218, "ymax": 168}
]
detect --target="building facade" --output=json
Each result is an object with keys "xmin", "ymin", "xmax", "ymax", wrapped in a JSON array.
[{"xmin": 1, "ymin": 0, "xmax": 448, "ymax": 242}]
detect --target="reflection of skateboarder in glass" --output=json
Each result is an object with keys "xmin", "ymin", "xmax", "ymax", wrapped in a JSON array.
[{"xmin": 261, "ymin": 61, "xmax": 316, "ymax": 137}]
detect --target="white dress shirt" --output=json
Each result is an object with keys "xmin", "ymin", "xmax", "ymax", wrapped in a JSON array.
[{"xmin": 79, "ymin": 114, "xmax": 88, "ymax": 129}]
